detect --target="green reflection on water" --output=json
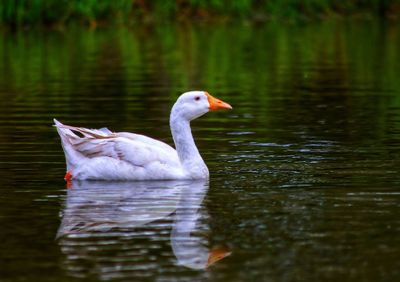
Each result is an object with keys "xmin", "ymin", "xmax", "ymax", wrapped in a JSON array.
[{"xmin": 1, "ymin": 21, "xmax": 399, "ymax": 111}]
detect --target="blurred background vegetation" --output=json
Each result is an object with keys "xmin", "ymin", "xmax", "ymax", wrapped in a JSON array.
[{"xmin": 0, "ymin": 0, "xmax": 399, "ymax": 28}]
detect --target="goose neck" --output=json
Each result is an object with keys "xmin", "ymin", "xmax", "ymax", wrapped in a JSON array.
[{"xmin": 170, "ymin": 115, "xmax": 200, "ymax": 163}]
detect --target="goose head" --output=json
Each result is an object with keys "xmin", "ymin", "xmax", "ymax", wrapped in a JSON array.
[{"xmin": 171, "ymin": 91, "xmax": 232, "ymax": 121}]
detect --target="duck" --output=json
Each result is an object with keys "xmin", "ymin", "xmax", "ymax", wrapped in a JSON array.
[{"xmin": 54, "ymin": 91, "xmax": 232, "ymax": 181}]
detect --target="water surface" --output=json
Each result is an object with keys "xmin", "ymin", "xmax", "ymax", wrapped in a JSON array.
[{"xmin": 0, "ymin": 21, "xmax": 399, "ymax": 281}]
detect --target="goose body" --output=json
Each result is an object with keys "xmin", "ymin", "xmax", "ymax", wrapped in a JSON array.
[{"xmin": 54, "ymin": 91, "xmax": 231, "ymax": 180}]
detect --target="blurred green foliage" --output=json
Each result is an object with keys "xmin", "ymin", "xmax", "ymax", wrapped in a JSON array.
[{"xmin": 0, "ymin": 0, "xmax": 398, "ymax": 27}]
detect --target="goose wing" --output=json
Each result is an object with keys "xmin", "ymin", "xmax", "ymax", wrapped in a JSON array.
[{"xmin": 54, "ymin": 120, "xmax": 179, "ymax": 168}]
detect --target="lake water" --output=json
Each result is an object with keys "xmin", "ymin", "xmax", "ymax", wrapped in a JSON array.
[{"xmin": 0, "ymin": 21, "xmax": 399, "ymax": 282}]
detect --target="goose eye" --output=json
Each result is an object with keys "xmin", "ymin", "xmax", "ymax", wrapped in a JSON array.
[{"xmin": 195, "ymin": 96, "xmax": 200, "ymax": 101}]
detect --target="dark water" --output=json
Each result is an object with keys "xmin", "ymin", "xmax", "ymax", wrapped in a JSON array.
[{"xmin": 1, "ymin": 21, "xmax": 400, "ymax": 282}]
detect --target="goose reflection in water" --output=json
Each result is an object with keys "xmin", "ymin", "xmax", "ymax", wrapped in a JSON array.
[{"xmin": 56, "ymin": 180, "xmax": 230, "ymax": 279}]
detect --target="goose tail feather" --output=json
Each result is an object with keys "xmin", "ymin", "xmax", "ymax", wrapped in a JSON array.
[{"xmin": 53, "ymin": 119, "xmax": 83, "ymax": 171}]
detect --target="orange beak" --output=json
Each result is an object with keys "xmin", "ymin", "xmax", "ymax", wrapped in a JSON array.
[
  {"xmin": 206, "ymin": 246, "xmax": 232, "ymax": 268},
  {"xmin": 206, "ymin": 92, "xmax": 232, "ymax": 111}
]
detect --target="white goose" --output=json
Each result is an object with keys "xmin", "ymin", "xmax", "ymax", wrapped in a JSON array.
[{"xmin": 54, "ymin": 91, "xmax": 232, "ymax": 181}]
